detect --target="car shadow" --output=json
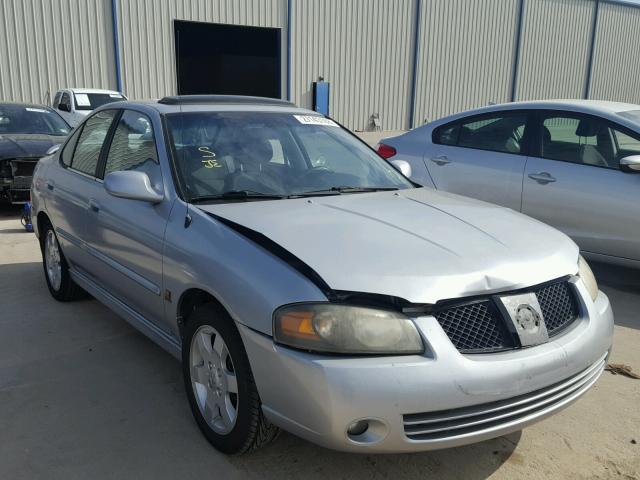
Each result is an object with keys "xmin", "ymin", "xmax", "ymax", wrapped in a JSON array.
[
  {"xmin": 229, "ymin": 430, "xmax": 522, "ymax": 479},
  {"xmin": 591, "ymin": 261, "xmax": 640, "ymax": 331}
]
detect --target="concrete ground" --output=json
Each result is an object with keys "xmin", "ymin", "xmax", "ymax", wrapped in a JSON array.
[{"xmin": 1, "ymin": 204, "xmax": 638, "ymax": 480}]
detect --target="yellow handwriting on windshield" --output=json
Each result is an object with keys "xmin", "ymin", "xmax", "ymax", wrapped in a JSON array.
[{"xmin": 198, "ymin": 146, "xmax": 222, "ymax": 168}]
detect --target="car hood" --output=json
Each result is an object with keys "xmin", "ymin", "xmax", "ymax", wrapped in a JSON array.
[
  {"xmin": 198, "ymin": 188, "xmax": 580, "ymax": 304},
  {"xmin": 0, "ymin": 134, "xmax": 64, "ymax": 159}
]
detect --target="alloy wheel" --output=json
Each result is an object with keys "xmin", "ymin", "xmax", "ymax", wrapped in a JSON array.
[
  {"xmin": 45, "ymin": 229, "xmax": 62, "ymax": 291},
  {"xmin": 189, "ymin": 325, "xmax": 239, "ymax": 435}
]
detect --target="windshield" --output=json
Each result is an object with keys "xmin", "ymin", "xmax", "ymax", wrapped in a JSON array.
[
  {"xmin": 74, "ymin": 92, "xmax": 126, "ymax": 111},
  {"xmin": 165, "ymin": 112, "xmax": 412, "ymax": 201},
  {"xmin": 0, "ymin": 104, "xmax": 70, "ymax": 136}
]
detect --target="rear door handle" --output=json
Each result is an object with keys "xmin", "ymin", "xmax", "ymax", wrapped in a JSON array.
[
  {"xmin": 88, "ymin": 199, "xmax": 100, "ymax": 213},
  {"xmin": 431, "ymin": 155, "xmax": 451, "ymax": 166},
  {"xmin": 528, "ymin": 172, "xmax": 556, "ymax": 184},
  {"xmin": 46, "ymin": 183, "xmax": 54, "ymax": 191}
]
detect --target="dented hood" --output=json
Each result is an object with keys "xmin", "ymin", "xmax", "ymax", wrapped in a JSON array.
[{"xmin": 198, "ymin": 188, "xmax": 580, "ymax": 304}]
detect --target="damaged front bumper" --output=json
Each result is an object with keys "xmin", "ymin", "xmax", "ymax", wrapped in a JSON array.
[
  {"xmin": 0, "ymin": 157, "xmax": 38, "ymax": 203},
  {"xmin": 240, "ymin": 281, "xmax": 613, "ymax": 453}
]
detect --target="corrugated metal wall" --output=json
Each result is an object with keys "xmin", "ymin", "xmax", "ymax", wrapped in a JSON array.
[
  {"xmin": 289, "ymin": 0, "xmax": 416, "ymax": 131},
  {"xmin": 0, "ymin": 0, "xmax": 116, "ymax": 105},
  {"xmin": 4, "ymin": 0, "xmax": 640, "ymax": 128},
  {"xmin": 115, "ymin": 0, "xmax": 286, "ymax": 101},
  {"xmin": 515, "ymin": 0, "xmax": 595, "ymax": 101},
  {"xmin": 412, "ymin": 0, "xmax": 520, "ymax": 126},
  {"xmin": 589, "ymin": 1, "xmax": 640, "ymax": 104}
]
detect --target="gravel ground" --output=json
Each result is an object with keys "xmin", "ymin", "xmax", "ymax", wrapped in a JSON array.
[{"xmin": 0, "ymin": 205, "xmax": 638, "ymax": 480}]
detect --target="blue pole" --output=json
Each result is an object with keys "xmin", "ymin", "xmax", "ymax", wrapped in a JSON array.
[
  {"xmin": 408, "ymin": 0, "xmax": 422, "ymax": 129},
  {"xmin": 286, "ymin": 0, "xmax": 292, "ymax": 101},
  {"xmin": 111, "ymin": 0, "xmax": 123, "ymax": 93}
]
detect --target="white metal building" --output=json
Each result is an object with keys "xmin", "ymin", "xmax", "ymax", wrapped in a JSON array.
[{"xmin": 1, "ymin": 0, "xmax": 640, "ymax": 132}]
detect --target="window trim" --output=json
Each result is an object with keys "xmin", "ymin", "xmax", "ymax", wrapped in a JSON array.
[
  {"xmin": 65, "ymin": 109, "xmax": 119, "ymax": 178},
  {"xmin": 431, "ymin": 110, "xmax": 535, "ymax": 156},
  {"xmin": 59, "ymin": 124, "xmax": 84, "ymax": 169},
  {"xmin": 531, "ymin": 109, "xmax": 640, "ymax": 171},
  {"xmin": 98, "ymin": 108, "xmax": 160, "ymax": 180}
]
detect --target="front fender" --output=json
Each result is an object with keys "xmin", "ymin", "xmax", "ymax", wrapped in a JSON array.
[{"xmin": 162, "ymin": 200, "xmax": 327, "ymax": 338}]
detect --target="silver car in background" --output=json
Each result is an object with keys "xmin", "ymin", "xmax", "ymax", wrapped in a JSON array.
[
  {"xmin": 31, "ymin": 96, "xmax": 613, "ymax": 454},
  {"xmin": 379, "ymin": 100, "xmax": 640, "ymax": 269}
]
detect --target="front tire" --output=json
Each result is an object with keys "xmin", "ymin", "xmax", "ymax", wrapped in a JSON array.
[
  {"xmin": 182, "ymin": 303, "xmax": 279, "ymax": 454},
  {"xmin": 41, "ymin": 224, "xmax": 84, "ymax": 301}
]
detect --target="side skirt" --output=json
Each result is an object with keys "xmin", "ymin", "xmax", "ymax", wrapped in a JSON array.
[{"xmin": 70, "ymin": 267, "xmax": 182, "ymax": 359}]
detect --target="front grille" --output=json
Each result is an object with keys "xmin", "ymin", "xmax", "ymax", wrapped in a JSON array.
[
  {"xmin": 536, "ymin": 281, "xmax": 579, "ymax": 336},
  {"xmin": 402, "ymin": 354, "xmax": 606, "ymax": 442},
  {"xmin": 434, "ymin": 301, "xmax": 514, "ymax": 353},
  {"xmin": 434, "ymin": 278, "xmax": 580, "ymax": 353},
  {"xmin": 11, "ymin": 176, "xmax": 32, "ymax": 190},
  {"xmin": 10, "ymin": 158, "xmax": 38, "ymax": 177}
]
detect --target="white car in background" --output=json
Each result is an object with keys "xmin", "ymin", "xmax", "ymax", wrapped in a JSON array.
[
  {"xmin": 379, "ymin": 100, "xmax": 640, "ymax": 269},
  {"xmin": 52, "ymin": 88, "xmax": 127, "ymax": 126}
]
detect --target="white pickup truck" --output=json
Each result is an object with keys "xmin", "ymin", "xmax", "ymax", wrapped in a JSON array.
[{"xmin": 52, "ymin": 88, "xmax": 126, "ymax": 126}]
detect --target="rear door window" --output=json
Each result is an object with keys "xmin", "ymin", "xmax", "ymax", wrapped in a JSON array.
[
  {"xmin": 70, "ymin": 110, "xmax": 117, "ymax": 176},
  {"xmin": 61, "ymin": 127, "xmax": 83, "ymax": 167},
  {"xmin": 433, "ymin": 112, "xmax": 529, "ymax": 154}
]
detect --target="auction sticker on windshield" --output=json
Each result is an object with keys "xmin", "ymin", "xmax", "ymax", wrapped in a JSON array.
[{"xmin": 294, "ymin": 115, "xmax": 339, "ymax": 127}]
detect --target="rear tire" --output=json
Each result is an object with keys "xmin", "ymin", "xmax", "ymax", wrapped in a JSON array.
[
  {"xmin": 40, "ymin": 223, "xmax": 84, "ymax": 301},
  {"xmin": 182, "ymin": 303, "xmax": 279, "ymax": 454}
]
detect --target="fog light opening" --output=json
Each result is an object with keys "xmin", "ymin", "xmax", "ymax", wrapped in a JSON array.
[
  {"xmin": 345, "ymin": 418, "xmax": 388, "ymax": 445},
  {"xmin": 347, "ymin": 420, "xmax": 369, "ymax": 436}
]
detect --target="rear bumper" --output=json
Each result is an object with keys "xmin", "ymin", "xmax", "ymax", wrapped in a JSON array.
[{"xmin": 241, "ymin": 281, "xmax": 613, "ymax": 453}]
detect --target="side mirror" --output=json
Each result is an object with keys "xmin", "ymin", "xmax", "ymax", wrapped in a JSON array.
[
  {"xmin": 620, "ymin": 155, "xmax": 640, "ymax": 173},
  {"xmin": 46, "ymin": 144, "xmax": 61, "ymax": 155},
  {"xmin": 58, "ymin": 103, "xmax": 70, "ymax": 112},
  {"xmin": 104, "ymin": 171, "xmax": 163, "ymax": 203},
  {"xmin": 390, "ymin": 159, "xmax": 412, "ymax": 178}
]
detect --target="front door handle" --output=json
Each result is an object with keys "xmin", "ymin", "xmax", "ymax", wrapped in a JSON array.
[
  {"xmin": 46, "ymin": 182, "xmax": 54, "ymax": 191},
  {"xmin": 431, "ymin": 155, "xmax": 451, "ymax": 166},
  {"xmin": 528, "ymin": 172, "xmax": 556, "ymax": 184},
  {"xmin": 88, "ymin": 199, "xmax": 100, "ymax": 213}
]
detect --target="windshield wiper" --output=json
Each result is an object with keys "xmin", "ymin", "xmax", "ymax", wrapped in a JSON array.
[
  {"xmin": 294, "ymin": 186, "xmax": 400, "ymax": 196},
  {"xmin": 189, "ymin": 190, "xmax": 286, "ymax": 203}
]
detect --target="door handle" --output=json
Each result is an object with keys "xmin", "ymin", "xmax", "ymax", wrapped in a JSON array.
[
  {"xmin": 431, "ymin": 155, "xmax": 451, "ymax": 166},
  {"xmin": 88, "ymin": 199, "xmax": 100, "ymax": 213},
  {"xmin": 528, "ymin": 172, "xmax": 556, "ymax": 184},
  {"xmin": 46, "ymin": 183, "xmax": 54, "ymax": 191}
]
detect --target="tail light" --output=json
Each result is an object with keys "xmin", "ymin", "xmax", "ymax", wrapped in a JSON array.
[{"xmin": 377, "ymin": 143, "xmax": 397, "ymax": 159}]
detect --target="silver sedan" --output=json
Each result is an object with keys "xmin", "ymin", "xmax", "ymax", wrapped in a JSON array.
[
  {"xmin": 31, "ymin": 96, "xmax": 613, "ymax": 454},
  {"xmin": 379, "ymin": 100, "xmax": 640, "ymax": 269}
]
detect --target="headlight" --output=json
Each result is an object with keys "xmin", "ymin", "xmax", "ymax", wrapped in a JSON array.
[
  {"xmin": 273, "ymin": 304, "xmax": 424, "ymax": 355},
  {"xmin": 578, "ymin": 255, "xmax": 598, "ymax": 302}
]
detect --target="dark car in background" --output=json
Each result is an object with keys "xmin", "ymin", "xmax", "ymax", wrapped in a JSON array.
[{"xmin": 0, "ymin": 103, "xmax": 70, "ymax": 204}]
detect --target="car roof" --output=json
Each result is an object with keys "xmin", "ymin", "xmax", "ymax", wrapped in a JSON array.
[
  {"xmin": 63, "ymin": 88, "xmax": 124, "ymax": 95},
  {"xmin": 108, "ymin": 95, "xmax": 320, "ymax": 116},
  {"xmin": 502, "ymin": 99, "xmax": 640, "ymax": 114},
  {"xmin": 423, "ymin": 99, "xmax": 640, "ymax": 131},
  {"xmin": 0, "ymin": 102, "xmax": 55, "ymax": 110}
]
